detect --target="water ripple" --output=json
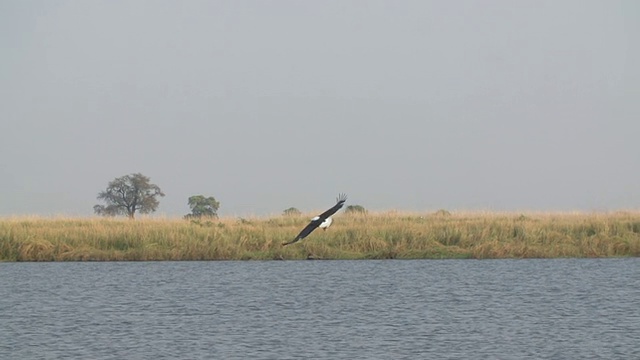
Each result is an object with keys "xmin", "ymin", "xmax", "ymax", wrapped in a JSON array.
[{"xmin": 1, "ymin": 259, "xmax": 639, "ymax": 359}]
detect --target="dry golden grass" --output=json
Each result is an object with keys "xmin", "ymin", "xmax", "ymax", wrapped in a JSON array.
[{"xmin": 1, "ymin": 211, "xmax": 639, "ymax": 261}]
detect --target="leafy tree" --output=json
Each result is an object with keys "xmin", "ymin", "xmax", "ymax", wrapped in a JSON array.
[
  {"xmin": 282, "ymin": 207, "xmax": 301, "ymax": 216},
  {"xmin": 345, "ymin": 204, "xmax": 367, "ymax": 214},
  {"xmin": 93, "ymin": 173, "xmax": 164, "ymax": 219},
  {"xmin": 185, "ymin": 195, "xmax": 220, "ymax": 218}
]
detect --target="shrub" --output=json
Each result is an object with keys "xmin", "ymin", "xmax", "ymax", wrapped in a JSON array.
[{"xmin": 345, "ymin": 205, "xmax": 367, "ymax": 214}]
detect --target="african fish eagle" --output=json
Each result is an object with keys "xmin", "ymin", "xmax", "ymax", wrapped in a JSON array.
[{"xmin": 282, "ymin": 193, "xmax": 347, "ymax": 246}]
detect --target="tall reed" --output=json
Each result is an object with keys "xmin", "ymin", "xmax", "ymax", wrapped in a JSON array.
[{"xmin": 1, "ymin": 212, "xmax": 639, "ymax": 261}]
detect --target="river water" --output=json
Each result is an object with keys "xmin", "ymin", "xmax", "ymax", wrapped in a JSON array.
[{"xmin": 1, "ymin": 259, "xmax": 639, "ymax": 359}]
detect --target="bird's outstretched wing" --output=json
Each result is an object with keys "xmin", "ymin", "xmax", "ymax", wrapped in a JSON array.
[
  {"xmin": 282, "ymin": 219, "xmax": 322, "ymax": 246},
  {"xmin": 282, "ymin": 193, "xmax": 347, "ymax": 246},
  {"xmin": 317, "ymin": 193, "xmax": 347, "ymax": 221}
]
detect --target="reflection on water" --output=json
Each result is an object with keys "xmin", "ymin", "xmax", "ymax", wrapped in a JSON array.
[{"xmin": 1, "ymin": 259, "xmax": 639, "ymax": 359}]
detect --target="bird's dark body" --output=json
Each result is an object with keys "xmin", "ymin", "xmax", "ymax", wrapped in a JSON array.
[{"xmin": 282, "ymin": 193, "xmax": 347, "ymax": 246}]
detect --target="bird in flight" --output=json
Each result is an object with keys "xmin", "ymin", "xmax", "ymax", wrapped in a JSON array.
[{"xmin": 282, "ymin": 193, "xmax": 347, "ymax": 246}]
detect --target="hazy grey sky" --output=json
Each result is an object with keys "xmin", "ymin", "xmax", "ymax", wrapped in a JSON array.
[{"xmin": 1, "ymin": 1, "xmax": 638, "ymax": 217}]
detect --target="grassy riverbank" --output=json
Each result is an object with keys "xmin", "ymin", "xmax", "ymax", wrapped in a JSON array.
[{"xmin": 1, "ymin": 211, "xmax": 640, "ymax": 261}]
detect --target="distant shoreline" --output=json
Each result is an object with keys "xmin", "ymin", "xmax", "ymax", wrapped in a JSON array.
[{"xmin": 1, "ymin": 211, "xmax": 639, "ymax": 261}]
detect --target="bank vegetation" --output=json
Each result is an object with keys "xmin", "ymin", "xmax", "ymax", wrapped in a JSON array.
[{"xmin": 1, "ymin": 211, "xmax": 639, "ymax": 261}]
